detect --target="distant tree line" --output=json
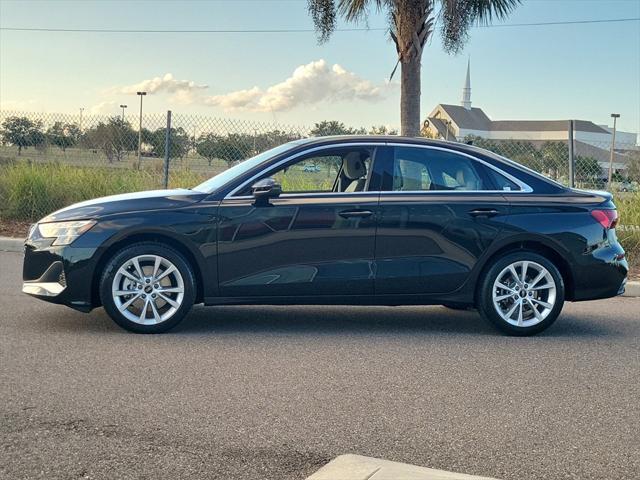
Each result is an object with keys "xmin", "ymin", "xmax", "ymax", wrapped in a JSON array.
[
  {"xmin": 0, "ymin": 116, "xmax": 399, "ymax": 168},
  {"xmin": 3, "ymin": 116, "xmax": 635, "ymax": 184}
]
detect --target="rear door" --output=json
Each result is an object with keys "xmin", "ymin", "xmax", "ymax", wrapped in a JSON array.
[{"xmin": 374, "ymin": 144, "xmax": 513, "ymax": 295}]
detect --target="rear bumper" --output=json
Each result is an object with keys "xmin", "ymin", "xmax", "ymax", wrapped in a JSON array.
[
  {"xmin": 22, "ymin": 240, "xmax": 100, "ymax": 312},
  {"xmin": 572, "ymin": 242, "xmax": 628, "ymax": 301}
]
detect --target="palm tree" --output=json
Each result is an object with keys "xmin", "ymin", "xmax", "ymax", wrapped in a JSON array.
[{"xmin": 308, "ymin": 0, "xmax": 521, "ymax": 136}]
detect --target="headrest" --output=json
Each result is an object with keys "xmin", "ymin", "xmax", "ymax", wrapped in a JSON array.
[
  {"xmin": 456, "ymin": 166, "xmax": 478, "ymax": 190},
  {"xmin": 343, "ymin": 152, "xmax": 367, "ymax": 180}
]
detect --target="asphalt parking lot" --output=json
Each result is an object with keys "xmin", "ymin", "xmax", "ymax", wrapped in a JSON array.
[{"xmin": 1, "ymin": 250, "xmax": 639, "ymax": 480}]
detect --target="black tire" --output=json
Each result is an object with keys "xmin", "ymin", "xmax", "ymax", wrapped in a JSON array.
[
  {"xmin": 100, "ymin": 242, "xmax": 196, "ymax": 333},
  {"xmin": 477, "ymin": 251, "xmax": 565, "ymax": 336}
]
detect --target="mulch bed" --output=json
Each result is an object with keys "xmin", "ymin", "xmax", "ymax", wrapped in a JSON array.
[{"xmin": 0, "ymin": 219, "xmax": 31, "ymax": 238}]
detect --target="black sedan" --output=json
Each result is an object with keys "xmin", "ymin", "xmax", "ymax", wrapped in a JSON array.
[{"xmin": 23, "ymin": 136, "xmax": 628, "ymax": 335}]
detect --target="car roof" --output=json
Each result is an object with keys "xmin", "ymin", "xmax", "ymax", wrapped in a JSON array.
[
  {"xmin": 296, "ymin": 135, "xmax": 490, "ymax": 158},
  {"xmin": 298, "ymin": 135, "xmax": 455, "ymax": 147}
]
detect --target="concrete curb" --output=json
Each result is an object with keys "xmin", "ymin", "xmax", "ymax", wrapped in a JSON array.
[
  {"xmin": 0, "ymin": 236, "xmax": 24, "ymax": 253},
  {"xmin": 624, "ymin": 280, "xmax": 640, "ymax": 297},
  {"xmin": 306, "ymin": 454, "xmax": 498, "ymax": 480},
  {"xmin": 0, "ymin": 235, "xmax": 638, "ymax": 297}
]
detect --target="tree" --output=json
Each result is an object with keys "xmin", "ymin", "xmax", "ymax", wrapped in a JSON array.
[
  {"xmin": 0, "ymin": 116, "xmax": 45, "ymax": 155},
  {"xmin": 82, "ymin": 117, "xmax": 136, "ymax": 163},
  {"xmin": 627, "ymin": 152, "xmax": 640, "ymax": 183},
  {"xmin": 196, "ymin": 133, "xmax": 254, "ymax": 168},
  {"xmin": 308, "ymin": 0, "xmax": 520, "ymax": 136},
  {"xmin": 46, "ymin": 122, "xmax": 81, "ymax": 152},
  {"xmin": 575, "ymin": 155, "xmax": 601, "ymax": 183},
  {"xmin": 148, "ymin": 127, "xmax": 190, "ymax": 160},
  {"xmin": 253, "ymin": 129, "xmax": 304, "ymax": 153},
  {"xmin": 310, "ymin": 120, "xmax": 365, "ymax": 136},
  {"xmin": 369, "ymin": 125, "xmax": 398, "ymax": 135}
]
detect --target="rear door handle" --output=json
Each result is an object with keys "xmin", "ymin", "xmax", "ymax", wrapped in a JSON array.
[
  {"xmin": 468, "ymin": 208, "xmax": 500, "ymax": 217},
  {"xmin": 339, "ymin": 209, "xmax": 374, "ymax": 219}
]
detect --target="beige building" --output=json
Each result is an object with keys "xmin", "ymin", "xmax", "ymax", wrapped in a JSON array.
[{"xmin": 423, "ymin": 61, "xmax": 638, "ymax": 171}]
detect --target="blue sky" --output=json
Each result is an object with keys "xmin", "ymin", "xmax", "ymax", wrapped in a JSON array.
[{"xmin": 0, "ymin": 0, "xmax": 639, "ymax": 133}]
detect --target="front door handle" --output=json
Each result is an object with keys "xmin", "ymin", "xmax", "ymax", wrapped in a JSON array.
[
  {"xmin": 339, "ymin": 209, "xmax": 374, "ymax": 219},
  {"xmin": 468, "ymin": 208, "xmax": 500, "ymax": 218}
]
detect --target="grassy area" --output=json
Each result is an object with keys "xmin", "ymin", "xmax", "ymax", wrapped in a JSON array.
[
  {"xmin": 616, "ymin": 193, "xmax": 640, "ymax": 270},
  {"xmin": 0, "ymin": 144, "xmax": 231, "ymax": 174},
  {"xmin": 0, "ymin": 160, "xmax": 209, "ymax": 222}
]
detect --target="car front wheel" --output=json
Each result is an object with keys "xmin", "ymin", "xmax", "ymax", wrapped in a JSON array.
[
  {"xmin": 100, "ymin": 242, "xmax": 196, "ymax": 333},
  {"xmin": 477, "ymin": 252, "xmax": 565, "ymax": 336}
]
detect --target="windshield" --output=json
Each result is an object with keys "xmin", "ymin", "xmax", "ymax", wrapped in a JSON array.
[{"xmin": 192, "ymin": 141, "xmax": 305, "ymax": 194}]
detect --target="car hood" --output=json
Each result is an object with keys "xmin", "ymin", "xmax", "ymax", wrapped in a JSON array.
[{"xmin": 39, "ymin": 189, "xmax": 209, "ymax": 222}]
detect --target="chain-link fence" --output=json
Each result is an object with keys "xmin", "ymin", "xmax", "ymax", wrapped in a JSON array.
[{"xmin": 1, "ymin": 110, "xmax": 638, "ymax": 220}]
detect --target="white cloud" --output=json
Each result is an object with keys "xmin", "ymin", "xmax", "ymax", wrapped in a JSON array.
[
  {"xmin": 120, "ymin": 73, "xmax": 208, "ymax": 96},
  {"xmin": 89, "ymin": 100, "xmax": 119, "ymax": 115},
  {"xmin": 97, "ymin": 62, "xmax": 388, "ymax": 112},
  {"xmin": 205, "ymin": 60, "xmax": 387, "ymax": 112}
]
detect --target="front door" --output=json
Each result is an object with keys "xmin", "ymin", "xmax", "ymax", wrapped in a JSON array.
[
  {"xmin": 375, "ymin": 145, "xmax": 512, "ymax": 295},
  {"xmin": 217, "ymin": 145, "xmax": 381, "ymax": 297}
]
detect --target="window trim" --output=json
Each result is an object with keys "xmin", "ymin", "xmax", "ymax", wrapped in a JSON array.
[
  {"xmin": 385, "ymin": 143, "xmax": 533, "ymax": 194},
  {"xmin": 224, "ymin": 142, "xmax": 534, "ymax": 199}
]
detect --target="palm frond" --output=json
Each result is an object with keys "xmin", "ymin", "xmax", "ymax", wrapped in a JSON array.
[
  {"xmin": 307, "ymin": 0, "xmax": 338, "ymax": 43},
  {"xmin": 439, "ymin": 0, "xmax": 521, "ymax": 53},
  {"xmin": 337, "ymin": 0, "xmax": 387, "ymax": 22}
]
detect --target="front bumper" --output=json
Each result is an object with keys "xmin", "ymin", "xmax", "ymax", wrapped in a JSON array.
[{"xmin": 22, "ymin": 240, "xmax": 100, "ymax": 312}]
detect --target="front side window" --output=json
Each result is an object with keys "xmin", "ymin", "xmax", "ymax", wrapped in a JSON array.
[
  {"xmin": 391, "ymin": 147, "xmax": 488, "ymax": 191},
  {"xmin": 236, "ymin": 147, "xmax": 374, "ymax": 195}
]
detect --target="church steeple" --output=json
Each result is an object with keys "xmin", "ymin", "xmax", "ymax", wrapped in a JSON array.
[{"xmin": 461, "ymin": 58, "xmax": 471, "ymax": 110}]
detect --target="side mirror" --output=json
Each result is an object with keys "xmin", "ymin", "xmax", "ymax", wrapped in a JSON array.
[{"xmin": 251, "ymin": 178, "xmax": 282, "ymax": 204}]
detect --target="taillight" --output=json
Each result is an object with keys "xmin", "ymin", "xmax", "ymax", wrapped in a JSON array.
[{"xmin": 591, "ymin": 209, "xmax": 618, "ymax": 229}]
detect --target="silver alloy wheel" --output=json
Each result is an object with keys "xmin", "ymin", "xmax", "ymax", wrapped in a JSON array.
[
  {"xmin": 111, "ymin": 254, "xmax": 185, "ymax": 325},
  {"xmin": 492, "ymin": 260, "xmax": 557, "ymax": 328}
]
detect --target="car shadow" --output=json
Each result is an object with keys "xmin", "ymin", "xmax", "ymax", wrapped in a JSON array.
[
  {"xmin": 170, "ymin": 304, "xmax": 620, "ymax": 338},
  {"xmin": 40, "ymin": 304, "xmax": 622, "ymax": 339}
]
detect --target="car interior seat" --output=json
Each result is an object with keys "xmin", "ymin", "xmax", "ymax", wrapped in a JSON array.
[{"xmin": 341, "ymin": 152, "xmax": 369, "ymax": 192}]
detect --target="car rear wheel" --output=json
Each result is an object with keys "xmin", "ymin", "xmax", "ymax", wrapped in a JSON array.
[
  {"xmin": 100, "ymin": 242, "xmax": 196, "ymax": 333},
  {"xmin": 477, "ymin": 252, "xmax": 565, "ymax": 336}
]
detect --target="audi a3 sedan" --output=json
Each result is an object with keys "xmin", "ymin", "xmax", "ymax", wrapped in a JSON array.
[{"xmin": 23, "ymin": 136, "xmax": 628, "ymax": 335}]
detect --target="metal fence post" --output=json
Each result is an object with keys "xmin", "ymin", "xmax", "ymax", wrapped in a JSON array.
[
  {"xmin": 568, "ymin": 120, "xmax": 575, "ymax": 188},
  {"xmin": 163, "ymin": 110, "xmax": 172, "ymax": 189}
]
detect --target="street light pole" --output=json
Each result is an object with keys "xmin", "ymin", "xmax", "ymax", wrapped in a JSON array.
[
  {"xmin": 79, "ymin": 107, "xmax": 84, "ymax": 131},
  {"xmin": 608, "ymin": 113, "xmax": 620, "ymax": 187},
  {"xmin": 120, "ymin": 104, "xmax": 127, "ymax": 122},
  {"xmin": 136, "ymin": 92, "xmax": 147, "ymax": 168}
]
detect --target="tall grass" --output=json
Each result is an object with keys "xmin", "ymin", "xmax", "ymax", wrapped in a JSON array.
[
  {"xmin": 616, "ymin": 193, "xmax": 640, "ymax": 268},
  {"xmin": 0, "ymin": 161, "xmax": 207, "ymax": 221}
]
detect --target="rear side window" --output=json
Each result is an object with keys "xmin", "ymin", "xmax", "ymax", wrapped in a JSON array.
[
  {"xmin": 484, "ymin": 168, "xmax": 521, "ymax": 191},
  {"xmin": 391, "ymin": 147, "xmax": 488, "ymax": 191}
]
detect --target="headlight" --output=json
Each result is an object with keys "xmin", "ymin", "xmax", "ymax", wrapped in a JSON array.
[{"xmin": 36, "ymin": 220, "xmax": 96, "ymax": 246}]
